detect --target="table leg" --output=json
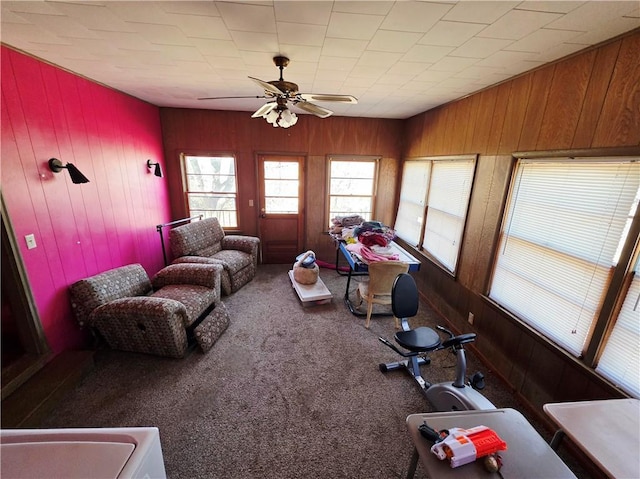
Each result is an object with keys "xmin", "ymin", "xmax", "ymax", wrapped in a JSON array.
[
  {"xmin": 550, "ymin": 429, "xmax": 565, "ymax": 450},
  {"xmin": 335, "ymin": 245, "xmax": 349, "ymax": 276},
  {"xmin": 343, "ymin": 267, "xmax": 362, "ymax": 315},
  {"xmin": 406, "ymin": 447, "xmax": 419, "ymax": 479}
]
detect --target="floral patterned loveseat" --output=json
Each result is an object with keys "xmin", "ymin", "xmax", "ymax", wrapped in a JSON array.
[
  {"xmin": 69, "ymin": 263, "xmax": 229, "ymax": 358},
  {"xmin": 170, "ymin": 217, "xmax": 260, "ymax": 295}
]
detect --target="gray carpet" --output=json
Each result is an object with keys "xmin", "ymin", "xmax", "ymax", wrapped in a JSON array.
[{"xmin": 41, "ymin": 264, "xmax": 587, "ymax": 478}]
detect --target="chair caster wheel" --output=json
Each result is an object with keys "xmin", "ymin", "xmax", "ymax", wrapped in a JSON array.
[{"xmin": 379, "ymin": 363, "xmax": 388, "ymax": 372}]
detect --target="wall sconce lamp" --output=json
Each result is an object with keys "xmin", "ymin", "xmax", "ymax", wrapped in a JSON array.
[
  {"xmin": 48, "ymin": 158, "xmax": 90, "ymax": 184},
  {"xmin": 147, "ymin": 159, "xmax": 163, "ymax": 178}
]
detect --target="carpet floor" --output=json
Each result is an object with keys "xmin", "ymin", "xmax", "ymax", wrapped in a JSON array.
[{"xmin": 41, "ymin": 264, "xmax": 590, "ymax": 478}]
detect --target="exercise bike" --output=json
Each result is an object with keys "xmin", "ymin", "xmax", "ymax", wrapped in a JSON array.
[{"xmin": 378, "ymin": 273, "xmax": 495, "ymax": 411}]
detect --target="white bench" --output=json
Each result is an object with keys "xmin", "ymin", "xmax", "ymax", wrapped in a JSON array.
[{"xmin": 288, "ymin": 270, "xmax": 332, "ymax": 306}]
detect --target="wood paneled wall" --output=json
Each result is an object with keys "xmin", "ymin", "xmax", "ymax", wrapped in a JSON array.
[
  {"xmin": 1, "ymin": 47, "xmax": 170, "ymax": 353},
  {"xmin": 160, "ymin": 109, "xmax": 403, "ymax": 261},
  {"xmin": 160, "ymin": 32, "xmax": 639, "ymax": 415},
  {"xmin": 401, "ymin": 30, "xmax": 640, "ymax": 414}
]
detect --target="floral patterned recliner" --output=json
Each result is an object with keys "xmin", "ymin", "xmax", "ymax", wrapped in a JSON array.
[
  {"xmin": 69, "ymin": 263, "xmax": 229, "ymax": 358},
  {"xmin": 169, "ymin": 217, "xmax": 260, "ymax": 295}
]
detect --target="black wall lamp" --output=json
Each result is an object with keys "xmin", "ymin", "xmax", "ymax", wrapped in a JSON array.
[
  {"xmin": 48, "ymin": 158, "xmax": 90, "ymax": 184},
  {"xmin": 147, "ymin": 159, "xmax": 163, "ymax": 178}
]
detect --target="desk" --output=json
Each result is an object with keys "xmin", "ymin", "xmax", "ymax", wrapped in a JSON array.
[
  {"xmin": 339, "ymin": 241, "xmax": 421, "ymax": 316},
  {"xmin": 406, "ymin": 408, "xmax": 577, "ymax": 479},
  {"xmin": 544, "ymin": 399, "xmax": 640, "ymax": 479}
]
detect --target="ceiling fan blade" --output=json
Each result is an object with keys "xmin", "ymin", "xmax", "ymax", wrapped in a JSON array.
[
  {"xmin": 299, "ymin": 93, "xmax": 357, "ymax": 104},
  {"xmin": 198, "ymin": 95, "xmax": 266, "ymax": 100},
  {"xmin": 294, "ymin": 101, "xmax": 334, "ymax": 119},
  {"xmin": 249, "ymin": 76, "xmax": 284, "ymax": 96},
  {"xmin": 251, "ymin": 102, "xmax": 277, "ymax": 118}
]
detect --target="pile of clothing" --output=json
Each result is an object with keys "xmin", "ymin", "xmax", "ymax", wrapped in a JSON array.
[
  {"xmin": 329, "ymin": 215, "xmax": 365, "ymax": 235},
  {"xmin": 344, "ymin": 221, "xmax": 399, "ymax": 263},
  {"xmin": 353, "ymin": 221, "xmax": 395, "ymax": 247}
]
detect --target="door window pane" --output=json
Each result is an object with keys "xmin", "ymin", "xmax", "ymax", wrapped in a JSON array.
[{"xmin": 263, "ymin": 161, "xmax": 299, "ymax": 215}]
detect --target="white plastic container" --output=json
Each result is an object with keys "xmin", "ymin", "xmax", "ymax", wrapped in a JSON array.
[{"xmin": 1, "ymin": 427, "xmax": 166, "ymax": 478}]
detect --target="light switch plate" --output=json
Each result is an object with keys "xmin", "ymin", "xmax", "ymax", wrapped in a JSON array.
[{"xmin": 25, "ymin": 234, "xmax": 37, "ymax": 249}]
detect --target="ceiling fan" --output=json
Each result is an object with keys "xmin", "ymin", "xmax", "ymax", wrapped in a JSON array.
[{"xmin": 199, "ymin": 56, "xmax": 358, "ymax": 128}]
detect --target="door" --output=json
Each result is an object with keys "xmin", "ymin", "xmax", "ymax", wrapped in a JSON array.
[
  {"xmin": 258, "ymin": 155, "xmax": 304, "ymax": 264},
  {"xmin": 1, "ymin": 197, "xmax": 50, "ymax": 400}
]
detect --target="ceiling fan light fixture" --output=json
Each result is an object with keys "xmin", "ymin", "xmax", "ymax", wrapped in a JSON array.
[
  {"xmin": 202, "ymin": 56, "xmax": 356, "ymax": 126},
  {"xmin": 265, "ymin": 109, "xmax": 279, "ymax": 124},
  {"xmin": 281, "ymin": 109, "xmax": 293, "ymax": 123},
  {"xmin": 262, "ymin": 105, "xmax": 298, "ymax": 128}
]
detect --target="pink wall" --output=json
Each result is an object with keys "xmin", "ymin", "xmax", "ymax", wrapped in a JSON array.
[{"xmin": 1, "ymin": 46, "xmax": 171, "ymax": 354}]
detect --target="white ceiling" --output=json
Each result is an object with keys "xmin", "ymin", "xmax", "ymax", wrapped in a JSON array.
[{"xmin": 2, "ymin": 1, "xmax": 639, "ymax": 119}]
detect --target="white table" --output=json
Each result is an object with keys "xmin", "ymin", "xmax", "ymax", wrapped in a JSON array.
[
  {"xmin": 406, "ymin": 408, "xmax": 576, "ymax": 479},
  {"xmin": 544, "ymin": 398, "xmax": 640, "ymax": 479}
]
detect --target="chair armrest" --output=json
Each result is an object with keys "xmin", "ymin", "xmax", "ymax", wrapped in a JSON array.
[
  {"xmin": 89, "ymin": 296, "xmax": 187, "ymax": 326},
  {"xmin": 151, "ymin": 263, "xmax": 223, "ymax": 290},
  {"xmin": 222, "ymin": 235, "xmax": 260, "ymax": 256}
]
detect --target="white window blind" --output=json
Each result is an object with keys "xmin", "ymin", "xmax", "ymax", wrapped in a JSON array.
[
  {"xmin": 422, "ymin": 159, "xmax": 475, "ymax": 272},
  {"xmin": 596, "ymin": 257, "xmax": 640, "ymax": 397},
  {"xmin": 395, "ymin": 161, "xmax": 430, "ymax": 245},
  {"xmin": 489, "ymin": 159, "xmax": 640, "ymax": 357}
]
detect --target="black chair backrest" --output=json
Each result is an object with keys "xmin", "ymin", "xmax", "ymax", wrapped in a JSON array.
[{"xmin": 391, "ymin": 273, "xmax": 419, "ymax": 319}]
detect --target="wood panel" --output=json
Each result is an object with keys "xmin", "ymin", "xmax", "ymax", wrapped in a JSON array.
[
  {"xmin": 537, "ymin": 51, "xmax": 596, "ymax": 150},
  {"xmin": 507, "ymin": 330, "xmax": 536, "ymax": 394},
  {"xmin": 592, "ymin": 32, "xmax": 640, "ymax": 147},
  {"xmin": 519, "ymin": 342, "xmax": 565, "ymax": 409},
  {"xmin": 463, "ymin": 94, "xmax": 481, "ymax": 153},
  {"xmin": 402, "ymin": 115, "xmax": 426, "ymax": 157},
  {"xmin": 449, "ymin": 97, "xmax": 472, "ymax": 153},
  {"xmin": 517, "ymin": 64, "xmax": 556, "ymax": 150},
  {"xmin": 2, "ymin": 46, "xmax": 169, "ymax": 354},
  {"xmin": 457, "ymin": 156, "xmax": 495, "ymax": 287},
  {"xmin": 497, "ymin": 75, "xmax": 532, "ymax": 155},
  {"xmin": 572, "ymin": 40, "xmax": 621, "ymax": 148},
  {"xmin": 458, "ymin": 155, "xmax": 513, "ymax": 292},
  {"xmin": 430, "ymin": 107, "xmax": 450, "ymax": 155},
  {"xmin": 486, "ymin": 83, "xmax": 511, "ymax": 155},
  {"xmin": 420, "ymin": 112, "xmax": 435, "ymax": 154},
  {"xmin": 470, "ymin": 88, "xmax": 498, "ymax": 153},
  {"xmin": 304, "ymin": 155, "xmax": 331, "ymax": 260},
  {"xmin": 441, "ymin": 102, "xmax": 458, "ymax": 153}
]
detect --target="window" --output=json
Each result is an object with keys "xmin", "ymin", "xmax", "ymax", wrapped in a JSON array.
[
  {"xmin": 596, "ymin": 257, "xmax": 640, "ymax": 397},
  {"xmin": 489, "ymin": 156, "xmax": 640, "ymax": 396},
  {"xmin": 394, "ymin": 156, "xmax": 476, "ymax": 273},
  {"xmin": 182, "ymin": 154, "xmax": 238, "ymax": 228},
  {"xmin": 263, "ymin": 160, "xmax": 299, "ymax": 214},
  {"xmin": 328, "ymin": 157, "xmax": 377, "ymax": 226}
]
